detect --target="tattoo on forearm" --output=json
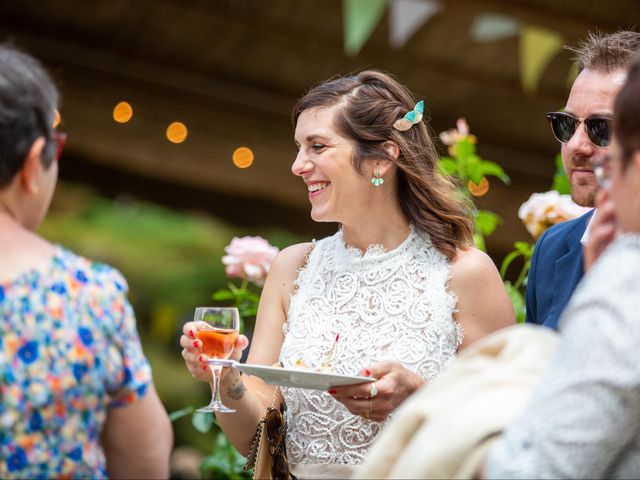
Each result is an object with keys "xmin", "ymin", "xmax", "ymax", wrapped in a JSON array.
[{"xmin": 226, "ymin": 378, "xmax": 247, "ymax": 400}]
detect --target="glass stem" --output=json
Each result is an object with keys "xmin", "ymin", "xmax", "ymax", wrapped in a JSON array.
[{"xmin": 210, "ymin": 363, "xmax": 224, "ymax": 405}]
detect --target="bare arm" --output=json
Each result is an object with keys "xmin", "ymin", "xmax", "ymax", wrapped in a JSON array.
[
  {"xmin": 102, "ymin": 385, "xmax": 173, "ymax": 479},
  {"xmin": 181, "ymin": 242, "xmax": 312, "ymax": 455},
  {"xmin": 449, "ymin": 247, "xmax": 516, "ymax": 350}
]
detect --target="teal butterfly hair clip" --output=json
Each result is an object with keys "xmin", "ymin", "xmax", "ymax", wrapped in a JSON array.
[{"xmin": 393, "ymin": 100, "xmax": 424, "ymax": 132}]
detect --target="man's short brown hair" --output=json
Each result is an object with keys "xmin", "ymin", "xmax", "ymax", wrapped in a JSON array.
[{"xmin": 567, "ymin": 30, "xmax": 640, "ymax": 73}]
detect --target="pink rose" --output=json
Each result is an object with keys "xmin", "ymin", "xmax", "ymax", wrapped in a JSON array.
[{"xmin": 221, "ymin": 236, "xmax": 279, "ymax": 287}]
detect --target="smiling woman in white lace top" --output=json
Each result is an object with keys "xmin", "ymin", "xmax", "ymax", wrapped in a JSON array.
[{"xmin": 181, "ymin": 70, "xmax": 515, "ymax": 478}]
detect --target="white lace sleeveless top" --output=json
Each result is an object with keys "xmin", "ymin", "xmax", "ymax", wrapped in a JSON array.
[{"xmin": 280, "ymin": 227, "xmax": 462, "ymax": 466}]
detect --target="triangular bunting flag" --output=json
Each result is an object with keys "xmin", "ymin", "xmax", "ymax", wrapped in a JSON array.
[
  {"xmin": 470, "ymin": 13, "xmax": 519, "ymax": 43},
  {"xmin": 389, "ymin": 0, "xmax": 442, "ymax": 49},
  {"xmin": 343, "ymin": 0, "xmax": 389, "ymax": 56},
  {"xmin": 566, "ymin": 60, "xmax": 579, "ymax": 86},
  {"xmin": 520, "ymin": 25, "xmax": 564, "ymax": 95}
]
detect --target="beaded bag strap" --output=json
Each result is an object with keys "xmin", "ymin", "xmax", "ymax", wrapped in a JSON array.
[{"xmin": 244, "ymin": 387, "xmax": 281, "ymax": 472}]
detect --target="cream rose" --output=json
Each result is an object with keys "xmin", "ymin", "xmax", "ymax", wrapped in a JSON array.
[{"xmin": 518, "ymin": 191, "xmax": 591, "ymax": 239}]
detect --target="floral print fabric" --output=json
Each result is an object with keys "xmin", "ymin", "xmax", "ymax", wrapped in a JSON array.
[{"xmin": 0, "ymin": 247, "xmax": 151, "ymax": 479}]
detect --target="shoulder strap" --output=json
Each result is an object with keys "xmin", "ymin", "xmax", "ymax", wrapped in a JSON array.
[
  {"xmin": 244, "ymin": 387, "xmax": 283, "ymax": 472},
  {"xmin": 244, "ymin": 417, "xmax": 266, "ymax": 472}
]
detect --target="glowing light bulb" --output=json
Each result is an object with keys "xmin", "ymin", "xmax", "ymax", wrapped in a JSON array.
[
  {"xmin": 166, "ymin": 122, "xmax": 188, "ymax": 143},
  {"xmin": 232, "ymin": 147, "xmax": 254, "ymax": 168},
  {"xmin": 113, "ymin": 101, "xmax": 133, "ymax": 123}
]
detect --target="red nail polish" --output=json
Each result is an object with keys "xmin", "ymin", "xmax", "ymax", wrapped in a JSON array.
[
  {"xmin": 193, "ymin": 341, "xmax": 199, "ymax": 348},
  {"xmin": 198, "ymin": 355, "xmax": 205, "ymax": 363},
  {"xmin": 202, "ymin": 365, "xmax": 208, "ymax": 371},
  {"xmin": 363, "ymin": 369, "xmax": 371, "ymax": 376},
  {"xmin": 188, "ymin": 329, "xmax": 195, "ymax": 339},
  {"xmin": 327, "ymin": 389, "xmax": 336, "ymax": 395}
]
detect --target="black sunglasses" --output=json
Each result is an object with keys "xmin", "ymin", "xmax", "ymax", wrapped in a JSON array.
[
  {"xmin": 593, "ymin": 154, "xmax": 612, "ymax": 189},
  {"xmin": 546, "ymin": 112, "xmax": 612, "ymax": 148},
  {"xmin": 265, "ymin": 404, "xmax": 297, "ymax": 480},
  {"xmin": 45, "ymin": 131, "xmax": 67, "ymax": 163}
]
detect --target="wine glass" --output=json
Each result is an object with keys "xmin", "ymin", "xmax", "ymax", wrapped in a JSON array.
[{"xmin": 194, "ymin": 307, "xmax": 240, "ymax": 413}]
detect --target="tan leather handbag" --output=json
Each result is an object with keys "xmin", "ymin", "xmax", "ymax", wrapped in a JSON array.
[{"xmin": 244, "ymin": 388, "xmax": 296, "ymax": 480}]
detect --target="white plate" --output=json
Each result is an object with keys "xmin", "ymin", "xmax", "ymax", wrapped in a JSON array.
[
  {"xmin": 235, "ymin": 363, "xmax": 375, "ymax": 390},
  {"xmin": 206, "ymin": 359, "xmax": 236, "ymax": 367}
]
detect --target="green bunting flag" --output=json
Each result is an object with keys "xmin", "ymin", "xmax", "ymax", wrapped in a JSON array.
[
  {"xmin": 520, "ymin": 25, "xmax": 564, "ymax": 95},
  {"xmin": 343, "ymin": 0, "xmax": 388, "ymax": 56},
  {"xmin": 566, "ymin": 60, "xmax": 579, "ymax": 87}
]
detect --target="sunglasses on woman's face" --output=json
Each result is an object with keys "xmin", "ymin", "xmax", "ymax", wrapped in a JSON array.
[
  {"xmin": 49, "ymin": 131, "xmax": 67, "ymax": 162},
  {"xmin": 593, "ymin": 154, "xmax": 612, "ymax": 190},
  {"xmin": 546, "ymin": 112, "xmax": 612, "ymax": 148},
  {"xmin": 265, "ymin": 405, "xmax": 297, "ymax": 480}
]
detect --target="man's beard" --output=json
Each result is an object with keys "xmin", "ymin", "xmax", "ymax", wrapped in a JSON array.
[
  {"xmin": 571, "ymin": 183, "xmax": 597, "ymax": 208},
  {"xmin": 568, "ymin": 154, "xmax": 601, "ymax": 208}
]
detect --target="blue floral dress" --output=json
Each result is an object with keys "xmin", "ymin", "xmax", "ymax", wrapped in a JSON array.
[{"xmin": 0, "ymin": 247, "xmax": 152, "ymax": 479}]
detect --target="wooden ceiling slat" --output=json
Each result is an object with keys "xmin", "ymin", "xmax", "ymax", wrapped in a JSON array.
[{"xmin": 1, "ymin": 0, "xmax": 636, "ymax": 253}]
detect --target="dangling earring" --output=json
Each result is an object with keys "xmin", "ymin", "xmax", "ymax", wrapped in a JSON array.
[{"xmin": 371, "ymin": 171, "xmax": 384, "ymax": 187}]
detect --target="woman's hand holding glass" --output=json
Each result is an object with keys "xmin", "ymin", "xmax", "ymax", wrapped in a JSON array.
[
  {"xmin": 327, "ymin": 360, "xmax": 425, "ymax": 422},
  {"xmin": 181, "ymin": 323, "xmax": 249, "ymax": 381},
  {"xmin": 180, "ymin": 307, "xmax": 249, "ymax": 412}
]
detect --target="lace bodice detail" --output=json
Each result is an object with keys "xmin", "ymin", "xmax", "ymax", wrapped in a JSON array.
[{"xmin": 280, "ymin": 228, "xmax": 462, "ymax": 466}]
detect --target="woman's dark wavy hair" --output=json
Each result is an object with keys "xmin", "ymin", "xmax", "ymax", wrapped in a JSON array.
[
  {"xmin": 292, "ymin": 70, "xmax": 473, "ymax": 260},
  {"xmin": 0, "ymin": 44, "xmax": 59, "ymax": 188},
  {"xmin": 614, "ymin": 51, "xmax": 640, "ymax": 166}
]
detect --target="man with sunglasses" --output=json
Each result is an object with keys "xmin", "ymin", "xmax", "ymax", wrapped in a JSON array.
[{"xmin": 525, "ymin": 30, "xmax": 640, "ymax": 330}]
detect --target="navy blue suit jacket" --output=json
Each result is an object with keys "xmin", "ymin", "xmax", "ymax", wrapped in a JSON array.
[{"xmin": 525, "ymin": 209, "xmax": 594, "ymax": 330}]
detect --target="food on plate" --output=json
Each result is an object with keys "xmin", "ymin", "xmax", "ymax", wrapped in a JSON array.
[{"xmin": 272, "ymin": 334, "xmax": 340, "ymax": 373}]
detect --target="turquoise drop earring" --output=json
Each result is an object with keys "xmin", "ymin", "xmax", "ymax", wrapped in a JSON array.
[{"xmin": 371, "ymin": 171, "xmax": 384, "ymax": 187}]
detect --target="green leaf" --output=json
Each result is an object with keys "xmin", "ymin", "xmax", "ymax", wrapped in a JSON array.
[
  {"xmin": 475, "ymin": 210, "xmax": 502, "ymax": 236},
  {"xmin": 438, "ymin": 158, "xmax": 459, "ymax": 176},
  {"xmin": 192, "ymin": 411, "xmax": 215, "ymax": 433},
  {"xmin": 239, "ymin": 305, "xmax": 258, "ymax": 319},
  {"xmin": 213, "ymin": 289, "xmax": 237, "ymax": 301},
  {"xmin": 168, "ymin": 406, "xmax": 195, "ymax": 422},
  {"xmin": 500, "ymin": 250, "xmax": 522, "ymax": 278},
  {"xmin": 476, "ymin": 161, "xmax": 511, "ymax": 184},
  {"xmin": 456, "ymin": 138, "xmax": 476, "ymax": 159},
  {"xmin": 504, "ymin": 281, "xmax": 526, "ymax": 323},
  {"xmin": 233, "ymin": 291, "xmax": 260, "ymax": 302},
  {"xmin": 473, "ymin": 232, "xmax": 486, "ymax": 252},
  {"xmin": 464, "ymin": 158, "xmax": 510, "ymax": 185},
  {"xmin": 552, "ymin": 152, "xmax": 571, "ymax": 194},
  {"xmin": 464, "ymin": 156, "xmax": 484, "ymax": 184},
  {"xmin": 514, "ymin": 241, "xmax": 535, "ymax": 257},
  {"xmin": 552, "ymin": 174, "xmax": 571, "ymax": 195},
  {"xmin": 227, "ymin": 282, "xmax": 243, "ymax": 295},
  {"xmin": 200, "ymin": 432, "xmax": 251, "ymax": 479},
  {"xmin": 200, "ymin": 453, "xmax": 229, "ymax": 479}
]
